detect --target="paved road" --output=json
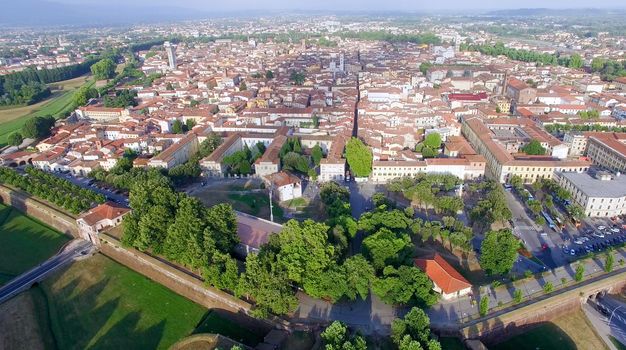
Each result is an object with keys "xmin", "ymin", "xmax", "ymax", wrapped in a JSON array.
[
  {"xmin": 428, "ymin": 248, "xmax": 626, "ymax": 326},
  {"xmin": 293, "ymin": 290, "xmax": 401, "ymax": 334},
  {"xmin": 0, "ymin": 239, "xmax": 93, "ymax": 304},
  {"xmin": 592, "ymin": 295, "xmax": 626, "ymax": 347},
  {"xmin": 583, "ymin": 302, "xmax": 621, "ymax": 350}
]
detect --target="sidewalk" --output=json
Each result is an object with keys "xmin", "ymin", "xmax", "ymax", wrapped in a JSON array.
[{"xmin": 582, "ymin": 303, "xmax": 619, "ymax": 350}]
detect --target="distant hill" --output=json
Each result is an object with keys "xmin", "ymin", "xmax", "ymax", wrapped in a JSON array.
[
  {"xmin": 485, "ymin": 8, "xmax": 626, "ymax": 17},
  {"xmin": 0, "ymin": 0, "xmax": 212, "ymax": 27}
]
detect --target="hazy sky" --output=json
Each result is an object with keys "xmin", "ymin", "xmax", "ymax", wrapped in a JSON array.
[{"xmin": 54, "ymin": 0, "xmax": 626, "ymax": 11}]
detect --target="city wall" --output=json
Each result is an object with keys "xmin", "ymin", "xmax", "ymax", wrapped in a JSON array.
[
  {"xmin": 458, "ymin": 270, "xmax": 626, "ymax": 345},
  {"xmin": 0, "ymin": 184, "xmax": 79, "ymax": 238},
  {"xmin": 0, "ymin": 184, "xmax": 284, "ymax": 332}
]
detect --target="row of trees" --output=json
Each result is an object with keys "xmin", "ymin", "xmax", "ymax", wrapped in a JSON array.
[
  {"xmin": 278, "ymin": 137, "xmax": 323, "ymax": 178},
  {"xmin": 0, "ymin": 81, "xmax": 51, "ymax": 106},
  {"xmin": 545, "ymin": 123, "xmax": 626, "ymax": 134},
  {"xmin": 387, "ymin": 174, "xmax": 463, "ymax": 216},
  {"xmin": 121, "ymin": 179, "xmax": 241, "ymax": 292},
  {"xmin": 0, "ymin": 56, "xmax": 100, "ymax": 98},
  {"xmin": 338, "ymin": 31, "xmax": 441, "ymax": 45},
  {"xmin": 0, "ymin": 166, "xmax": 105, "ymax": 214},
  {"xmin": 461, "ymin": 42, "xmax": 584, "ymax": 69}
]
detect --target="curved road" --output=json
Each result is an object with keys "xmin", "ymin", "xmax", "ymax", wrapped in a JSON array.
[{"xmin": 0, "ymin": 239, "xmax": 93, "ymax": 304}]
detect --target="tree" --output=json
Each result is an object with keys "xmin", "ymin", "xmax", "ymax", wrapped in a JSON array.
[
  {"xmin": 199, "ymin": 132, "xmax": 222, "ymax": 157},
  {"xmin": 90, "ymin": 58, "xmax": 116, "ymax": 80},
  {"xmin": 312, "ymin": 144, "xmax": 324, "ymax": 166},
  {"xmin": 605, "ymin": 251, "xmax": 615, "ymax": 272},
  {"xmin": 568, "ymin": 54, "xmax": 583, "ymax": 69},
  {"xmin": 391, "ymin": 307, "xmax": 431, "ymax": 345},
  {"xmin": 575, "ymin": 264, "xmax": 585, "ymax": 282},
  {"xmin": 510, "ymin": 175, "xmax": 523, "ymax": 190},
  {"xmin": 362, "ymin": 228, "xmax": 413, "ymax": 270},
  {"xmin": 265, "ymin": 70, "xmax": 274, "ymax": 79},
  {"xmin": 543, "ymin": 281, "xmax": 554, "ymax": 293},
  {"xmin": 321, "ymin": 321, "xmax": 367, "ymax": 350},
  {"xmin": 372, "ymin": 265, "xmax": 438, "ymax": 306},
  {"xmin": 423, "ymin": 133, "xmax": 441, "ymax": 149},
  {"xmin": 527, "ymin": 199, "xmax": 542, "ymax": 215},
  {"xmin": 73, "ymin": 85, "xmax": 98, "ymax": 106},
  {"xmin": 345, "ymin": 137, "xmax": 373, "ymax": 178},
  {"xmin": 480, "ymin": 229, "xmax": 519, "ymax": 275},
  {"xmin": 237, "ymin": 252, "xmax": 298, "ymax": 318},
  {"xmin": 172, "ymin": 119, "xmax": 184, "ymax": 134},
  {"xmin": 21, "ymin": 115, "xmax": 55, "ymax": 139},
  {"xmin": 479, "ymin": 296, "xmax": 489, "ymax": 316},
  {"xmin": 419, "ymin": 62, "xmax": 433, "ymax": 75},
  {"xmin": 343, "ymin": 255, "xmax": 375, "ymax": 300},
  {"xmin": 185, "ymin": 119, "xmax": 196, "ymax": 131},
  {"xmin": 239, "ymin": 81, "xmax": 247, "ymax": 91},
  {"xmin": 513, "ymin": 289, "xmax": 523, "ymax": 304},
  {"xmin": 289, "ymin": 70, "xmax": 305, "ymax": 85},
  {"xmin": 521, "ymin": 139, "xmax": 546, "ymax": 155},
  {"xmin": 8, "ymin": 132, "xmax": 23, "ymax": 146},
  {"xmin": 567, "ymin": 204, "xmax": 585, "ymax": 221},
  {"xmin": 166, "ymin": 82, "xmax": 174, "ymax": 91}
]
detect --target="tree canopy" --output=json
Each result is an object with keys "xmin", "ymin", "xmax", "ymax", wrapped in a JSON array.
[
  {"xmin": 480, "ymin": 229, "xmax": 519, "ymax": 275},
  {"xmin": 345, "ymin": 137, "xmax": 373, "ymax": 178},
  {"xmin": 90, "ymin": 58, "xmax": 116, "ymax": 80},
  {"xmin": 521, "ymin": 139, "xmax": 546, "ymax": 155}
]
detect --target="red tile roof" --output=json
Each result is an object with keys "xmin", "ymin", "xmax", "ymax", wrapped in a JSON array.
[
  {"xmin": 414, "ymin": 254, "xmax": 471, "ymax": 294},
  {"xmin": 79, "ymin": 202, "xmax": 130, "ymax": 226}
]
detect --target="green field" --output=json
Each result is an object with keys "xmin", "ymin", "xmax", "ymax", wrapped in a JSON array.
[
  {"xmin": 491, "ymin": 310, "xmax": 608, "ymax": 350},
  {"xmin": 0, "ymin": 203, "xmax": 70, "ymax": 282},
  {"xmin": 37, "ymin": 254, "xmax": 209, "ymax": 350},
  {"xmin": 193, "ymin": 310, "xmax": 264, "ymax": 345},
  {"xmin": 0, "ymin": 78, "xmax": 94, "ymax": 147}
]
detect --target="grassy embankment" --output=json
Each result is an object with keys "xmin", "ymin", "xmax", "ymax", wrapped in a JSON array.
[
  {"xmin": 0, "ymin": 75, "xmax": 93, "ymax": 147},
  {"xmin": 0, "ymin": 203, "xmax": 70, "ymax": 285}
]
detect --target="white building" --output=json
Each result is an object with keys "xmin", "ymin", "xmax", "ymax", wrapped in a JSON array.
[{"xmin": 556, "ymin": 170, "xmax": 626, "ymax": 218}]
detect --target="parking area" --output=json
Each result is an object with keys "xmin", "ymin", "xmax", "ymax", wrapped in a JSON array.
[
  {"xmin": 561, "ymin": 217, "xmax": 626, "ymax": 259},
  {"xmin": 53, "ymin": 172, "xmax": 129, "ymax": 205},
  {"xmin": 505, "ymin": 186, "xmax": 626, "ymax": 268}
]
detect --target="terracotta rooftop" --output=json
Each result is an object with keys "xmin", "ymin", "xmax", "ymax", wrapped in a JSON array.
[
  {"xmin": 414, "ymin": 254, "xmax": 472, "ymax": 294},
  {"xmin": 78, "ymin": 202, "xmax": 130, "ymax": 226}
]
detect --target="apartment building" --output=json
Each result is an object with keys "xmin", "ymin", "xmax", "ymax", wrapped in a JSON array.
[
  {"xmin": 319, "ymin": 136, "xmax": 346, "ymax": 182},
  {"xmin": 586, "ymin": 133, "xmax": 626, "ymax": 173},
  {"xmin": 370, "ymin": 157, "xmax": 485, "ymax": 183},
  {"xmin": 76, "ymin": 106, "xmax": 130, "ymax": 122},
  {"xmin": 148, "ymin": 133, "xmax": 199, "ymax": 169},
  {"xmin": 462, "ymin": 117, "xmax": 589, "ymax": 183},
  {"xmin": 506, "ymin": 77, "xmax": 537, "ymax": 105},
  {"xmin": 556, "ymin": 170, "xmax": 626, "ymax": 218}
]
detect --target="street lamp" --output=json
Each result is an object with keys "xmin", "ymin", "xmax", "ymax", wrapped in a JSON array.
[{"xmin": 269, "ymin": 183, "xmax": 274, "ymax": 222}]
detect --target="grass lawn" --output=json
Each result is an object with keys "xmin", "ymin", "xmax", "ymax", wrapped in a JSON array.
[
  {"xmin": 194, "ymin": 185, "xmax": 285, "ymax": 222},
  {"xmin": 0, "ymin": 78, "xmax": 93, "ymax": 147},
  {"xmin": 0, "ymin": 203, "xmax": 70, "ymax": 280},
  {"xmin": 193, "ymin": 310, "xmax": 264, "ymax": 346},
  {"xmin": 38, "ymin": 254, "xmax": 209, "ymax": 350},
  {"xmin": 491, "ymin": 310, "xmax": 608, "ymax": 350}
]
